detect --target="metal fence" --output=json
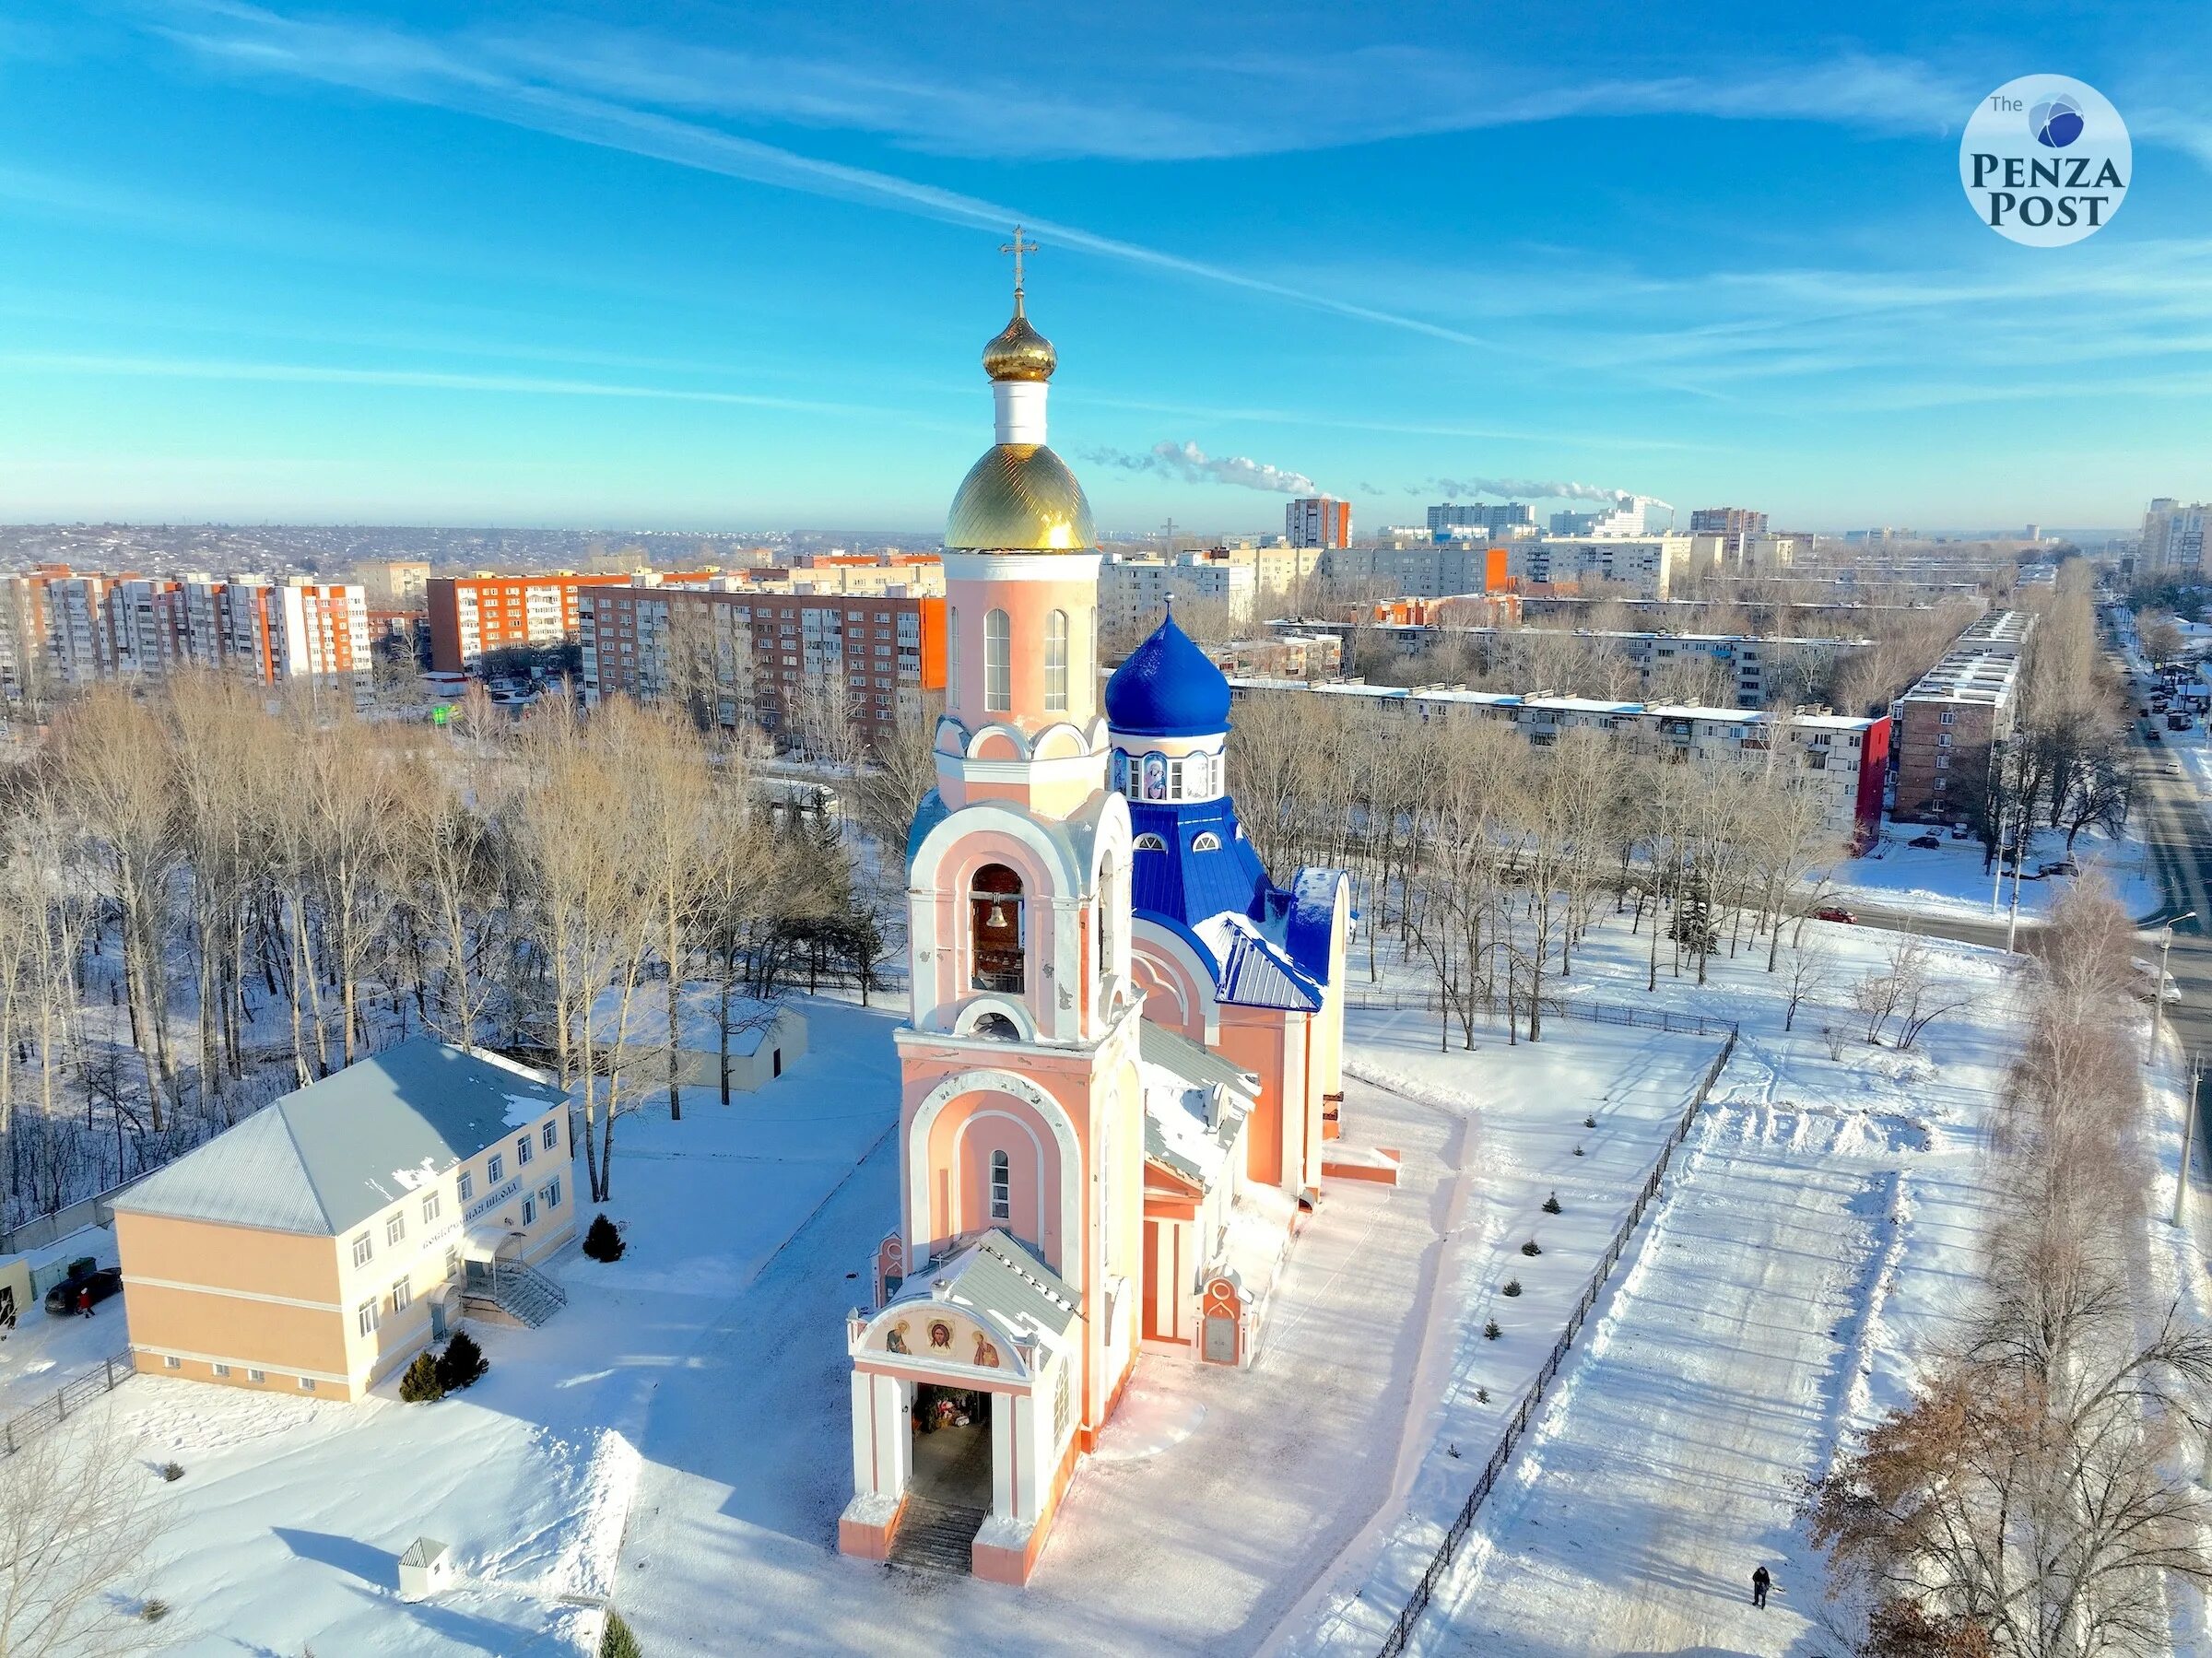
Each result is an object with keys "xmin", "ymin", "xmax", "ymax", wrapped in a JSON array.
[
  {"xmin": 1344, "ymin": 987, "xmax": 1738, "ymax": 1041},
  {"xmin": 0, "ymin": 1347, "xmax": 137, "ymax": 1458},
  {"xmin": 1373, "ymin": 1028, "xmax": 1738, "ymax": 1658},
  {"xmin": 0, "ymin": 1177, "xmax": 147, "ymax": 1257}
]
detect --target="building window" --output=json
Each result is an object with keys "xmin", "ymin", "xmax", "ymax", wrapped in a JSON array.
[
  {"xmin": 1055, "ymin": 1359, "xmax": 1072, "ymax": 1445},
  {"xmin": 392, "ymin": 1278, "xmax": 412, "ymax": 1313},
  {"xmin": 970, "ymin": 864, "xmax": 1025, "ymax": 994},
  {"xmin": 991, "ymin": 1149, "xmax": 1012, "ymax": 1221},
  {"xmin": 516, "ymin": 1135, "xmax": 533, "ymax": 1168},
  {"xmin": 543, "ymin": 1120, "xmax": 559, "ymax": 1152},
  {"xmin": 213, "ymin": 1362, "xmax": 231, "ymax": 1377},
  {"xmin": 358, "ymin": 1299, "xmax": 378, "ymax": 1337},
  {"xmin": 545, "ymin": 1178, "xmax": 562, "ymax": 1210},
  {"xmin": 984, "ymin": 609, "xmax": 1011, "ymax": 711},
  {"xmin": 1134, "ymin": 832, "xmax": 1167, "ymax": 852},
  {"xmin": 458, "ymin": 1171, "xmax": 475, "ymax": 1204},
  {"xmin": 351, "ymin": 1233, "xmax": 372, "ymax": 1269},
  {"xmin": 1045, "ymin": 610, "xmax": 1069, "ymax": 711},
  {"xmin": 300, "ymin": 1377, "xmax": 317, "ymax": 1392},
  {"xmin": 163, "ymin": 1355, "xmax": 182, "ymax": 1370},
  {"xmin": 488, "ymin": 1154, "xmax": 504, "ymax": 1184},
  {"xmin": 1940, "ymin": 708, "xmax": 1956, "ymax": 725},
  {"xmin": 422, "ymin": 1192, "xmax": 441, "ymax": 1225},
  {"xmin": 249, "ymin": 1369, "xmax": 265, "ymax": 1382},
  {"xmin": 444, "ymin": 1247, "xmax": 460, "ymax": 1278},
  {"xmin": 386, "ymin": 1215, "xmax": 406, "ymax": 1247},
  {"xmin": 1191, "ymin": 831, "xmax": 1223, "ymax": 853}
]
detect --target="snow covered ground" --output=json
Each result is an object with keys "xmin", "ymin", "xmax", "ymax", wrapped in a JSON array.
[
  {"xmin": 40, "ymin": 994, "xmax": 901, "ymax": 1657},
  {"xmin": 1335, "ymin": 925, "xmax": 2026, "ymax": 1657},
  {"xmin": 34, "ymin": 908, "xmax": 2043, "ymax": 1658},
  {"xmin": 1827, "ymin": 818, "xmax": 2158, "ymax": 923},
  {"xmin": 0, "ymin": 1223, "xmax": 124, "ymax": 1419}
]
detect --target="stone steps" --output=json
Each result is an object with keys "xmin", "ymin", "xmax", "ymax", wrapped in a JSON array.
[{"xmin": 888, "ymin": 1495, "xmax": 987, "ymax": 1576}]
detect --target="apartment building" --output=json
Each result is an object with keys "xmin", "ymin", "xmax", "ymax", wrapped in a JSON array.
[
  {"xmin": 0, "ymin": 567, "xmax": 372, "ymax": 707},
  {"xmin": 1688, "ymin": 507, "xmax": 1769, "ymax": 540},
  {"xmin": 1313, "ymin": 544, "xmax": 1514, "ymax": 598},
  {"xmin": 1266, "ymin": 618, "xmax": 1867, "ymax": 710},
  {"xmin": 580, "ymin": 580, "xmax": 946, "ymax": 743},
  {"xmin": 1287, "ymin": 496, "xmax": 1352, "ymax": 549},
  {"xmin": 1205, "ymin": 632, "xmax": 1343, "ymax": 678},
  {"xmin": 1100, "ymin": 552, "xmax": 1258, "ymax": 635},
  {"xmin": 1511, "ymin": 535, "xmax": 1694, "ymax": 600},
  {"xmin": 112, "ymin": 1041, "xmax": 575, "ymax": 1403},
  {"xmin": 1427, "ymin": 502, "xmax": 1535, "ymax": 538},
  {"xmin": 2141, "ymin": 499, "xmax": 2210, "ymax": 575},
  {"xmin": 1548, "ymin": 501, "xmax": 1646, "ymax": 537},
  {"xmin": 1228, "ymin": 676, "xmax": 1890, "ymax": 849},
  {"xmin": 361, "ymin": 559, "xmax": 432, "ymax": 608},
  {"xmin": 1888, "ymin": 609, "xmax": 2030, "ymax": 823}
]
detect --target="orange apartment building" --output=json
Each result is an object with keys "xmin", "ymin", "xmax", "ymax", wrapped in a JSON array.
[
  {"xmin": 112, "ymin": 1040, "xmax": 576, "ymax": 1402},
  {"xmin": 423, "ymin": 570, "xmax": 717, "ymax": 674},
  {"xmin": 579, "ymin": 582, "xmax": 947, "ymax": 743}
]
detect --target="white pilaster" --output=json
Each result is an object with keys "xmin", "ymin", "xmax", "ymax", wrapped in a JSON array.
[
  {"xmin": 993, "ymin": 1392, "xmax": 1019, "ymax": 1519},
  {"xmin": 874, "ymin": 1374, "xmax": 909, "ymax": 1498},
  {"xmin": 850, "ymin": 1371, "xmax": 876, "ymax": 1495},
  {"xmin": 1016, "ymin": 1391, "xmax": 1043, "ymax": 1519}
]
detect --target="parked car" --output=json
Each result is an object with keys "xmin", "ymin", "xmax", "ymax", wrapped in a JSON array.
[
  {"xmin": 43, "ymin": 1263, "xmax": 123, "ymax": 1316},
  {"xmin": 2167, "ymin": 761, "xmax": 2184, "ymax": 776},
  {"xmin": 1908, "ymin": 833, "xmax": 1942, "ymax": 850},
  {"xmin": 1814, "ymin": 905, "xmax": 1857, "ymax": 923},
  {"xmin": 2147, "ymin": 728, "xmax": 2162, "ymax": 741},
  {"xmin": 2131, "ymin": 958, "xmax": 2184, "ymax": 1005},
  {"xmin": 2039, "ymin": 859, "xmax": 2080, "ymax": 877}
]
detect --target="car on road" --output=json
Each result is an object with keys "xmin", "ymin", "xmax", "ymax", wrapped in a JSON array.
[
  {"xmin": 2131, "ymin": 959, "xmax": 2184, "ymax": 1005},
  {"xmin": 1908, "ymin": 834, "xmax": 1942, "ymax": 850},
  {"xmin": 2166, "ymin": 762, "xmax": 2183, "ymax": 776},
  {"xmin": 1814, "ymin": 905, "xmax": 1857, "ymax": 923},
  {"xmin": 2039, "ymin": 859, "xmax": 2080, "ymax": 877},
  {"xmin": 2147, "ymin": 728, "xmax": 2162, "ymax": 741},
  {"xmin": 42, "ymin": 1263, "xmax": 123, "ymax": 1316}
]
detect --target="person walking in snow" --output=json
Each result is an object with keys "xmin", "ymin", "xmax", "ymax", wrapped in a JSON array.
[
  {"xmin": 76, "ymin": 1285, "xmax": 94, "ymax": 1319},
  {"xmin": 1751, "ymin": 1566, "xmax": 1771, "ymax": 1608}
]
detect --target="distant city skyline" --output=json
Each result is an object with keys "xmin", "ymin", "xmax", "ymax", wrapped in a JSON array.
[{"xmin": 1, "ymin": 3, "xmax": 2208, "ymax": 530}]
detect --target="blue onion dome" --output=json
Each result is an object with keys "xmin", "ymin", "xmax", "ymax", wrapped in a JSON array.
[{"xmin": 1104, "ymin": 608, "xmax": 1232, "ymax": 737}]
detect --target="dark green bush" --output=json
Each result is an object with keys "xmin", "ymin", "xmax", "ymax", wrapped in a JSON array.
[
  {"xmin": 436, "ymin": 1329, "xmax": 488, "ymax": 1392},
  {"xmin": 583, "ymin": 1214, "xmax": 627, "ymax": 1263},
  {"xmin": 400, "ymin": 1352, "xmax": 446, "ymax": 1403}
]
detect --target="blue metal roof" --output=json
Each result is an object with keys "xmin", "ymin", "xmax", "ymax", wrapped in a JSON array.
[{"xmin": 1104, "ymin": 609, "xmax": 1232, "ymax": 738}]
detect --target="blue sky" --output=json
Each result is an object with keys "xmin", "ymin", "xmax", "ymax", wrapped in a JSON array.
[{"xmin": 3, "ymin": 2, "xmax": 2209, "ymax": 534}]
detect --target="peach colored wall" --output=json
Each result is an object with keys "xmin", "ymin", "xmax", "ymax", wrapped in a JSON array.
[
  {"xmin": 119, "ymin": 1210, "xmax": 340, "ymax": 1304},
  {"xmin": 118, "ymin": 1212, "xmax": 350, "ymax": 1381},
  {"xmin": 1128, "ymin": 942, "xmax": 1206, "ymax": 1042},
  {"xmin": 1216, "ymin": 1009, "xmax": 1288, "ymax": 1186},
  {"xmin": 945, "ymin": 570, "xmax": 1100, "ymax": 735}
]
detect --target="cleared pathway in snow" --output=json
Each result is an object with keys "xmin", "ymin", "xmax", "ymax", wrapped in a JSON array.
[{"xmin": 1419, "ymin": 1103, "xmax": 1897, "ymax": 1658}]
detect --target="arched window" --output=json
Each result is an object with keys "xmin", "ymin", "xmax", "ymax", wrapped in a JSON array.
[
  {"xmin": 990, "ymin": 1149, "xmax": 1012, "ymax": 1221},
  {"xmin": 972, "ymin": 1012, "xmax": 1019, "ymax": 1041},
  {"xmin": 1191, "ymin": 831, "xmax": 1222, "ymax": 853},
  {"xmin": 1111, "ymin": 751, "xmax": 1129, "ymax": 794},
  {"xmin": 984, "ymin": 609, "xmax": 1011, "ymax": 712},
  {"xmin": 1098, "ymin": 851, "xmax": 1119, "ymax": 981},
  {"xmin": 1044, "ymin": 610, "xmax": 1069, "ymax": 711},
  {"xmin": 947, "ymin": 606, "xmax": 959, "ymax": 703},
  {"xmin": 1133, "ymin": 832, "xmax": 1168, "ymax": 852},
  {"xmin": 970, "ymin": 864, "xmax": 1024, "ymax": 993}
]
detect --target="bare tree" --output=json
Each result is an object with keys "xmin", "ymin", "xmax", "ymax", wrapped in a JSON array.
[{"xmin": 0, "ymin": 1409, "xmax": 166, "ymax": 1658}]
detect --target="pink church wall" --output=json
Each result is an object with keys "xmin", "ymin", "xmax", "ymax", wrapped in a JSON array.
[{"xmin": 945, "ymin": 570, "xmax": 1100, "ymax": 735}]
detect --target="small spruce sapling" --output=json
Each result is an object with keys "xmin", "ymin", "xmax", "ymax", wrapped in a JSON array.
[
  {"xmin": 583, "ymin": 1213, "xmax": 627, "ymax": 1263},
  {"xmin": 1542, "ymin": 1192, "xmax": 1562, "ymax": 1215},
  {"xmin": 400, "ymin": 1351, "xmax": 446, "ymax": 1403},
  {"xmin": 1501, "ymin": 1278, "xmax": 1523, "ymax": 1297},
  {"xmin": 436, "ymin": 1329, "xmax": 488, "ymax": 1393},
  {"xmin": 1483, "ymin": 1319, "xmax": 1501, "ymax": 1340},
  {"xmin": 1520, "ymin": 1239, "xmax": 1543, "ymax": 1257}
]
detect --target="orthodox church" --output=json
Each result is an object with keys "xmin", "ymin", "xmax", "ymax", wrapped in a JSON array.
[{"xmin": 839, "ymin": 257, "xmax": 1363, "ymax": 1584}]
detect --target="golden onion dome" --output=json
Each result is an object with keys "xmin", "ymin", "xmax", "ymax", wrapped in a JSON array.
[
  {"xmin": 946, "ymin": 442, "xmax": 1096, "ymax": 552},
  {"xmin": 982, "ymin": 307, "xmax": 1056, "ymax": 382}
]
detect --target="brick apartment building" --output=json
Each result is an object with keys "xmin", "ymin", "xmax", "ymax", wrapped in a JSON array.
[
  {"xmin": 579, "ymin": 581, "xmax": 947, "ymax": 744},
  {"xmin": 1888, "ymin": 609, "xmax": 2030, "ymax": 823}
]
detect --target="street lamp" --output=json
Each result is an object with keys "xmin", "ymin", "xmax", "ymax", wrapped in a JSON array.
[
  {"xmin": 2176, "ymin": 1050, "xmax": 2202, "ymax": 1230},
  {"xmin": 2151, "ymin": 911, "xmax": 2194, "ymax": 1064}
]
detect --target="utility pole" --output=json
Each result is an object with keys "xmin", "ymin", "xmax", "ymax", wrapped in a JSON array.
[{"xmin": 2176, "ymin": 1052, "xmax": 2194, "ymax": 1238}]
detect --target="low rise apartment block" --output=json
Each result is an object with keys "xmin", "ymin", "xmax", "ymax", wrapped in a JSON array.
[
  {"xmin": 112, "ymin": 1041, "xmax": 576, "ymax": 1402},
  {"xmin": 1228, "ymin": 676, "xmax": 1890, "ymax": 850},
  {"xmin": 1888, "ymin": 609, "xmax": 2030, "ymax": 824}
]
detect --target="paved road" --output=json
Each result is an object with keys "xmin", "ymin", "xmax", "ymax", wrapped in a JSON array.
[{"xmin": 2129, "ymin": 738, "xmax": 2212, "ymax": 1183}]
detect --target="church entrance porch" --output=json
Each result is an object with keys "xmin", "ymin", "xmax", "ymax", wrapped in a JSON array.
[
  {"xmin": 910, "ymin": 1384, "xmax": 993, "ymax": 1506},
  {"xmin": 889, "ymin": 1384, "xmax": 994, "ymax": 1575}
]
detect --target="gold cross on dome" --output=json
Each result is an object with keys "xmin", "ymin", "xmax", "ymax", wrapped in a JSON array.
[{"xmin": 1000, "ymin": 225, "xmax": 1039, "ymax": 309}]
